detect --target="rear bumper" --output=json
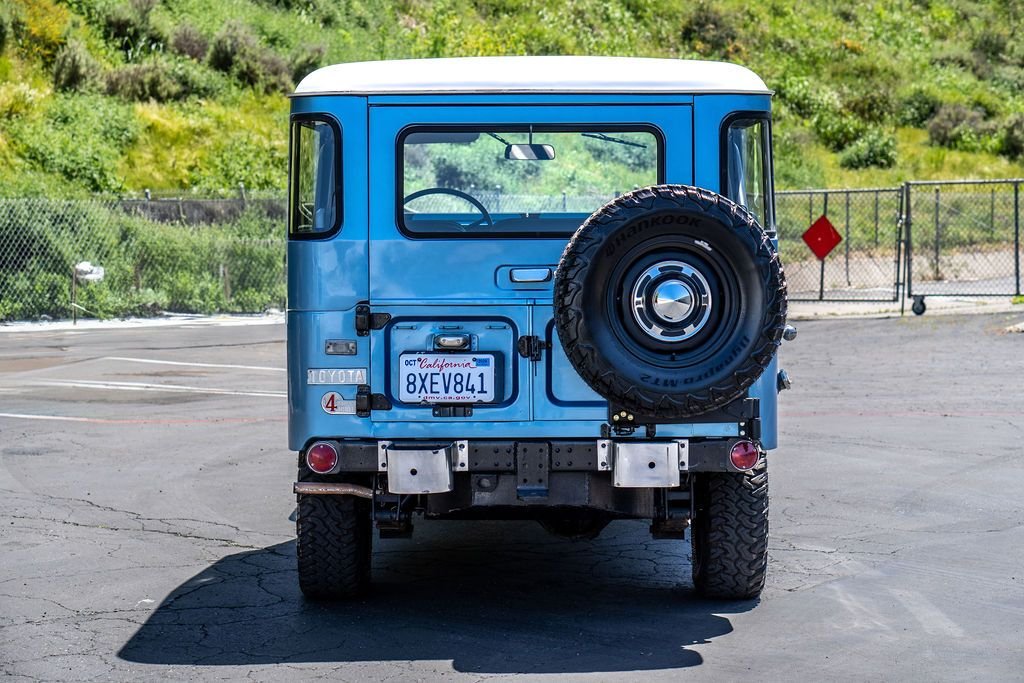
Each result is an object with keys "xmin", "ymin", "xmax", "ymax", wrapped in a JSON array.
[
  {"xmin": 301, "ymin": 437, "xmax": 752, "ymax": 474},
  {"xmin": 295, "ymin": 438, "xmax": 756, "ymax": 521}
]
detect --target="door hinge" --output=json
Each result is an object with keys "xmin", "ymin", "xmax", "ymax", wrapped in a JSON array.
[
  {"xmin": 355, "ymin": 304, "xmax": 391, "ymax": 336},
  {"xmin": 517, "ymin": 335, "xmax": 547, "ymax": 361},
  {"xmin": 355, "ymin": 384, "xmax": 391, "ymax": 417}
]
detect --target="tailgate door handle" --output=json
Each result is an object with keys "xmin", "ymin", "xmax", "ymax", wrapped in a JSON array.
[{"xmin": 510, "ymin": 267, "xmax": 551, "ymax": 283}]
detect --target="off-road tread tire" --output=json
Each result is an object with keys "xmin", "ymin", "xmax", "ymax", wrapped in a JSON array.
[
  {"xmin": 296, "ymin": 493, "xmax": 372, "ymax": 600},
  {"xmin": 691, "ymin": 460, "xmax": 769, "ymax": 599},
  {"xmin": 554, "ymin": 184, "xmax": 787, "ymax": 418}
]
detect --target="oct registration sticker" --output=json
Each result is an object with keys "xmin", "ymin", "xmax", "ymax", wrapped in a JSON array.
[{"xmin": 399, "ymin": 353, "xmax": 496, "ymax": 404}]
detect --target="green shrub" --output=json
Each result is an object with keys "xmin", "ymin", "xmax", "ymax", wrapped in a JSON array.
[
  {"xmin": 171, "ymin": 59, "xmax": 224, "ymax": 99},
  {"xmin": 839, "ymin": 128, "xmax": 897, "ymax": 169},
  {"xmin": 11, "ymin": 0, "xmax": 69, "ymax": 64},
  {"xmin": 844, "ymin": 88, "xmax": 895, "ymax": 124},
  {"xmin": 170, "ymin": 23, "xmax": 208, "ymax": 61},
  {"xmin": 105, "ymin": 57, "xmax": 223, "ymax": 101},
  {"xmin": 236, "ymin": 48, "xmax": 291, "ymax": 93},
  {"xmin": 831, "ymin": 57, "xmax": 899, "ymax": 121},
  {"xmin": 775, "ymin": 77, "xmax": 841, "ymax": 119},
  {"xmin": 208, "ymin": 20, "xmax": 292, "ymax": 93},
  {"xmin": 102, "ymin": 0, "xmax": 166, "ymax": 60},
  {"xmin": 207, "ymin": 21, "xmax": 253, "ymax": 72},
  {"xmin": 0, "ymin": 82, "xmax": 41, "ymax": 118},
  {"xmin": 992, "ymin": 65, "xmax": 1024, "ymax": 92},
  {"xmin": 996, "ymin": 114, "xmax": 1024, "ymax": 160},
  {"xmin": 0, "ymin": 5, "xmax": 11, "ymax": 53},
  {"xmin": 290, "ymin": 44, "xmax": 326, "ymax": 84},
  {"xmin": 812, "ymin": 110, "xmax": 867, "ymax": 151},
  {"xmin": 681, "ymin": 2, "xmax": 738, "ymax": 56},
  {"xmin": 971, "ymin": 27, "xmax": 1008, "ymax": 62},
  {"xmin": 926, "ymin": 104, "xmax": 987, "ymax": 150},
  {"xmin": 899, "ymin": 88, "xmax": 941, "ymax": 127},
  {"xmin": 931, "ymin": 44, "xmax": 976, "ymax": 71},
  {"xmin": 52, "ymin": 40, "xmax": 101, "ymax": 93},
  {"xmin": 106, "ymin": 61, "xmax": 180, "ymax": 101}
]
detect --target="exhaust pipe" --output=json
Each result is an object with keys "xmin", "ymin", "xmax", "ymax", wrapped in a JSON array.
[{"xmin": 293, "ymin": 482, "xmax": 374, "ymax": 499}]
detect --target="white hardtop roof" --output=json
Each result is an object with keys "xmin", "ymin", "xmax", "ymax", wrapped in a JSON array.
[{"xmin": 294, "ymin": 56, "xmax": 770, "ymax": 96}]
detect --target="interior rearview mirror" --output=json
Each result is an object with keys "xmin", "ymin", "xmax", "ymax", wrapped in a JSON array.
[{"xmin": 505, "ymin": 143, "xmax": 555, "ymax": 160}]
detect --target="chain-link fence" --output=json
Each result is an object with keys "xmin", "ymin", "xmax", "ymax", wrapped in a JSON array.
[
  {"xmin": 4, "ymin": 180, "xmax": 1022, "ymax": 321},
  {"xmin": 776, "ymin": 188, "xmax": 903, "ymax": 302},
  {"xmin": 905, "ymin": 180, "xmax": 1022, "ymax": 298},
  {"xmin": 0, "ymin": 197, "xmax": 286, "ymax": 321}
]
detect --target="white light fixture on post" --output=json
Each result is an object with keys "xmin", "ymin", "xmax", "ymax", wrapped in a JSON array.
[{"xmin": 71, "ymin": 261, "xmax": 105, "ymax": 325}]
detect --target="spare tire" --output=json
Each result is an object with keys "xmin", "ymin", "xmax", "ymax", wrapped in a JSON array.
[{"xmin": 553, "ymin": 185, "xmax": 787, "ymax": 419}]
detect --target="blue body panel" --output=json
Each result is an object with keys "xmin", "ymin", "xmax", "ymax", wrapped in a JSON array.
[{"xmin": 286, "ymin": 92, "xmax": 778, "ymax": 452}]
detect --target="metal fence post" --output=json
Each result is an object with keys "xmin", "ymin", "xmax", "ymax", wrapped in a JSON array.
[
  {"xmin": 933, "ymin": 186, "xmax": 941, "ymax": 281},
  {"xmin": 904, "ymin": 182, "xmax": 913, "ymax": 306},
  {"xmin": 1015, "ymin": 181, "xmax": 1021, "ymax": 296},
  {"xmin": 819, "ymin": 192, "xmax": 829, "ymax": 300},
  {"xmin": 845, "ymin": 191, "xmax": 851, "ymax": 285},
  {"xmin": 894, "ymin": 186, "xmax": 904, "ymax": 304}
]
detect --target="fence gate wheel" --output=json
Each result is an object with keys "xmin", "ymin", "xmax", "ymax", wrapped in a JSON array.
[{"xmin": 912, "ymin": 296, "xmax": 926, "ymax": 316}]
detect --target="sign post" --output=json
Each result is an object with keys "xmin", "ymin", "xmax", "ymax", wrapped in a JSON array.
[{"xmin": 802, "ymin": 215, "xmax": 843, "ymax": 300}]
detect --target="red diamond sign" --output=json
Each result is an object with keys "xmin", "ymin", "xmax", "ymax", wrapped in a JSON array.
[{"xmin": 802, "ymin": 215, "xmax": 842, "ymax": 260}]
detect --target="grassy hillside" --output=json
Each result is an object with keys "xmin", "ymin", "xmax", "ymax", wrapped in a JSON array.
[{"xmin": 1, "ymin": 0, "xmax": 1023, "ymax": 196}]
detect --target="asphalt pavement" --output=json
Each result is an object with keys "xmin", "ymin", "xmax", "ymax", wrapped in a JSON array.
[{"xmin": 1, "ymin": 312, "xmax": 1023, "ymax": 681}]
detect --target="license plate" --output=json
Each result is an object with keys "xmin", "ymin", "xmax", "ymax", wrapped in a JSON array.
[{"xmin": 399, "ymin": 353, "xmax": 496, "ymax": 404}]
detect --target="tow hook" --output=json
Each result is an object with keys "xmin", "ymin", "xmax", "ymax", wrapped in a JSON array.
[{"xmin": 783, "ymin": 325, "xmax": 797, "ymax": 341}]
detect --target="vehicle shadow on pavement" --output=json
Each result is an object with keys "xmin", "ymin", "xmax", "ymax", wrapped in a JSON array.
[{"xmin": 118, "ymin": 520, "xmax": 751, "ymax": 673}]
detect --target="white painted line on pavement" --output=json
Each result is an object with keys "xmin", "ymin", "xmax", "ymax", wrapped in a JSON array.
[
  {"xmin": 31, "ymin": 379, "xmax": 286, "ymax": 398},
  {"xmin": 0, "ymin": 411, "xmax": 285, "ymax": 425},
  {"xmin": 0, "ymin": 412, "xmax": 102, "ymax": 423},
  {"xmin": 886, "ymin": 588, "xmax": 966, "ymax": 638},
  {"xmin": 102, "ymin": 356, "xmax": 285, "ymax": 372}
]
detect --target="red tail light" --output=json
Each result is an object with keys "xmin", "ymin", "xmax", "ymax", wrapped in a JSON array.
[
  {"xmin": 306, "ymin": 441, "xmax": 339, "ymax": 474},
  {"xmin": 729, "ymin": 440, "xmax": 759, "ymax": 470}
]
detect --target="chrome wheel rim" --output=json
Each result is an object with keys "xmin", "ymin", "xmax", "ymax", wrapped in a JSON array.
[{"xmin": 629, "ymin": 260, "xmax": 713, "ymax": 342}]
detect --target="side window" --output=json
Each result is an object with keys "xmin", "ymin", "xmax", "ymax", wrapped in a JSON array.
[
  {"xmin": 724, "ymin": 116, "xmax": 774, "ymax": 232},
  {"xmin": 289, "ymin": 118, "xmax": 340, "ymax": 237}
]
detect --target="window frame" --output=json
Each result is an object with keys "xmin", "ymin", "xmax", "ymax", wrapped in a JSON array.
[
  {"xmin": 395, "ymin": 123, "xmax": 666, "ymax": 240},
  {"xmin": 719, "ymin": 111, "xmax": 776, "ymax": 235},
  {"xmin": 288, "ymin": 113, "xmax": 343, "ymax": 240}
]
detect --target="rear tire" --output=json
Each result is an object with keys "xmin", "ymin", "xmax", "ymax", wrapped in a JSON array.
[
  {"xmin": 296, "ymin": 492, "xmax": 372, "ymax": 599},
  {"xmin": 690, "ymin": 459, "xmax": 769, "ymax": 599}
]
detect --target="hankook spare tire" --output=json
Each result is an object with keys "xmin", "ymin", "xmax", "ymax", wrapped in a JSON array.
[{"xmin": 554, "ymin": 185, "xmax": 787, "ymax": 419}]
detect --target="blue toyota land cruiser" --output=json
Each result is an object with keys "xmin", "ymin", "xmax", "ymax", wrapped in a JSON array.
[{"xmin": 287, "ymin": 56, "xmax": 791, "ymax": 600}]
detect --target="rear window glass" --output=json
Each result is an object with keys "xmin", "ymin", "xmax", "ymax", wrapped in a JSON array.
[
  {"xmin": 400, "ymin": 127, "xmax": 662, "ymax": 236},
  {"xmin": 289, "ymin": 118, "xmax": 340, "ymax": 236},
  {"xmin": 724, "ymin": 117, "xmax": 774, "ymax": 232}
]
